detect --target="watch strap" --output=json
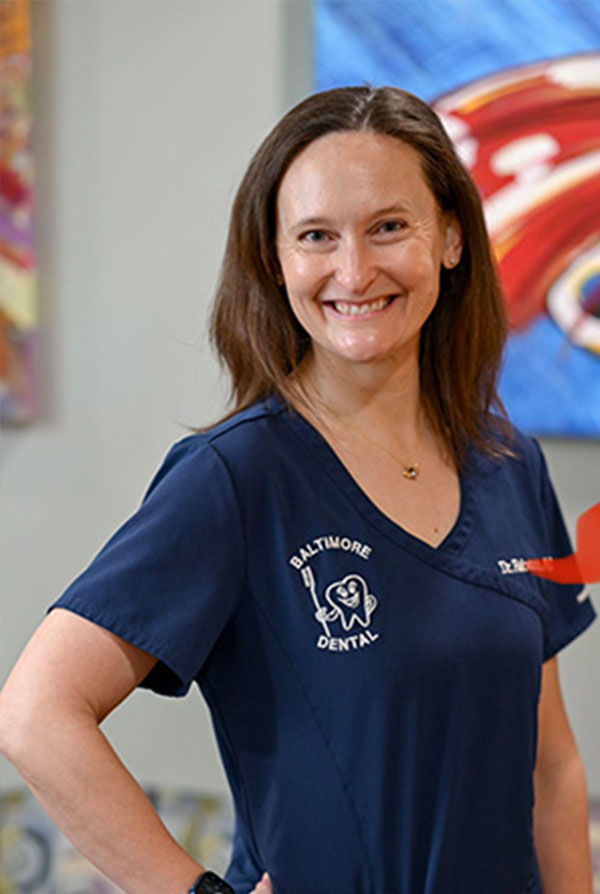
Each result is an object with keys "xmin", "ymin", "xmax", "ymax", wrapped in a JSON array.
[{"xmin": 188, "ymin": 870, "xmax": 234, "ymax": 893}]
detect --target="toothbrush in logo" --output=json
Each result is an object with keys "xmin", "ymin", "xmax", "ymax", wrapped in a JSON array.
[{"xmin": 301, "ymin": 565, "xmax": 331, "ymax": 637}]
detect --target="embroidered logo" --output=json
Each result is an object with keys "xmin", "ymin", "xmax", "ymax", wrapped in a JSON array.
[
  {"xmin": 323, "ymin": 573, "xmax": 377, "ymax": 631},
  {"xmin": 289, "ymin": 535, "xmax": 380, "ymax": 652}
]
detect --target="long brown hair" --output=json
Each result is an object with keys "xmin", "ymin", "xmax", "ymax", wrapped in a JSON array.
[{"xmin": 209, "ymin": 86, "xmax": 512, "ymax": 467}]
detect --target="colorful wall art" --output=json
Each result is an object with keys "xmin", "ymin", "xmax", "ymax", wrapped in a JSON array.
[
  {"xmin": 0, "ymin": 0, "xmax": 37, "ymax": 424},
  {"xmin": 316, "ymin": 0, "xmax": 600, "ymax": 436}
]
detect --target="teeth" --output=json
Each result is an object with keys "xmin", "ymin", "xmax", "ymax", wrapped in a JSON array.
[{"xmin": 333, "ymin": 296, "xmax": 392, "ymax": 315}]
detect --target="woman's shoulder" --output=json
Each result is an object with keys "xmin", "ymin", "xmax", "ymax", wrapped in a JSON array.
[
  {"xmin": 160, "ymin": 396, "xmax": 291, "ymax": 478},
  {"xmin": 469, "ymin": 414, "xmax": 551, "ymax": 501},
  {"xmin": 202, "ymin": 395, "xmax": 286, "ymax": 444},
  {"xmin": 474, "ymin": 414, "xmax": 542, "ymax": 465}
]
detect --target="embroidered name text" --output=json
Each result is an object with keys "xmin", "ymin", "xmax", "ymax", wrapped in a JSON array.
[
  {"xmin": 317, "ymin": 630, "xmax": 379, "ymax": 651},
  {"xmin": 289, "ymin": 535, "xmax": 372, "ymax": 569},
  {"xmin": 498, "ymin": 557, "xmax": 530, "ymax": 575}
]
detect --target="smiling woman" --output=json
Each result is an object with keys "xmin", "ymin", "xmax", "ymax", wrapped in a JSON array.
[
  {"xmin": 211, "ymin": 86, "xmax": 507, "ymax": 474},
  {"xmin": 0, "ymin": 86, "xmax": 595, "ymax": 894}
]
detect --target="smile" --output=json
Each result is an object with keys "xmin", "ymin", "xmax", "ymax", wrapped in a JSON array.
[{"xmin": 325, "ymin": 295, "xmax": 397, "ymax": 317}]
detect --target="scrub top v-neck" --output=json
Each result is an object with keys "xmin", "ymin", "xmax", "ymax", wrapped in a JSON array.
[
  {"xmin": 285, "ymin": 401, "xmax": 476, "ymax": 558},
  {"xmin": 50, "ymin": 397, "xmax": 595, "ymax": 894}
]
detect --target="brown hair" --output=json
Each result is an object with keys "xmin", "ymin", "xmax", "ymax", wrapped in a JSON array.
[{"xmin": 209, "ymin": 86, "xmax": 512, "ymax": 468}]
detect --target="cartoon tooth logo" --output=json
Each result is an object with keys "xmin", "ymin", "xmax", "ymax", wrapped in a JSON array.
[{"xmin": 323, "ymin": 574, "xmax": 377, "ymax": 631}]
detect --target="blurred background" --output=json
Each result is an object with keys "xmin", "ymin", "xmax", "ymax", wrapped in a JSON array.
[{"xmin": 1, "ymin": 0, "xmax": 598, "ymax": 889}]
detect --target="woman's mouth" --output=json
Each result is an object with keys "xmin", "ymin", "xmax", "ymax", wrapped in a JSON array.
[{"xmin": 325, "ymin": 295, "xmax": 397, "ymax": 317}]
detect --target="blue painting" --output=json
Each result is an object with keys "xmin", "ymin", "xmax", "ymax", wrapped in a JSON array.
[{"xmin": 315, "ymin": 0, "xmax": 600, "ymax": 437}]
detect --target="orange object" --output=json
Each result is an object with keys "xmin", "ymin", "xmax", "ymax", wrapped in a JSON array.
[{"xmin": 526, "ymin": 502, "xmax": 600, "ymax": 584}]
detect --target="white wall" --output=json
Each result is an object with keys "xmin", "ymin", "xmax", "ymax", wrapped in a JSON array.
[
  {"xmin": 1, "ymin": 0, "xmax": 598, "ymax": 808},
  {"xmin": 1, "ymin": 0, "xmax": 313, "ymax": 794}
]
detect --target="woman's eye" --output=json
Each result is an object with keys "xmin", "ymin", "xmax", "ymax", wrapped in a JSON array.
[
  {"xmin": 300, "ymin": 229, "xmax": 330, "ymax": 244},
  {"xmin": 377, "ymin": 220, "xmax": 406, "ymax": 235}
]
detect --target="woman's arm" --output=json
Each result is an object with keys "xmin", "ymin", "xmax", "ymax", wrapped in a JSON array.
[
  {"xmin": 0, "ymin": 608, "xmax": 206, "ymax": 894},
  {"xmin": 533, "ymin": 656, "xmax": 593, "ymax": 894}
]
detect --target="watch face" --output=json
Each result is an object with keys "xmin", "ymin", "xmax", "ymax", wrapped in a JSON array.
[{"xmin": 189, "ymin": 870, "xmax": 234, "ymax": 894}]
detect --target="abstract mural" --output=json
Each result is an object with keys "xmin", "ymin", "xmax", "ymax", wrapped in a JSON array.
[
  {"xmin": 316, "ymin": 0, "xmax": 600, "ymax": 436},
  {"xmin": 0, "ymin": 0, "xmax": 37, "ymax": 424}
]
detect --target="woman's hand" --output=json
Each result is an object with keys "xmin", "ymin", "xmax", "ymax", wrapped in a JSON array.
[{"xmin": 250, "ymin": 872, "xmax": 273, "ymax": 893}]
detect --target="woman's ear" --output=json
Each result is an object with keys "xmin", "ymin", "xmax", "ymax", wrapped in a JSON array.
[{"xmin": 442, "ymin": 217, "xmax": 463, "ymax": 269}]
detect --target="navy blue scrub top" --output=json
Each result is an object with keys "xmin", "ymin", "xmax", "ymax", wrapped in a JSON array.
[{"xmin": 50, "ymin": 397, "xmax": 596, "ymax": 894}]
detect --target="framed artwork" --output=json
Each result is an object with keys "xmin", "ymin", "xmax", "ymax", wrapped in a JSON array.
[
  {"xmin": 0, "ymin": 0, "xmax": 37, "ymax": 425},
  {"xmin": 316, "ymin": 0, "xmax": 600, "ymax": 437}
]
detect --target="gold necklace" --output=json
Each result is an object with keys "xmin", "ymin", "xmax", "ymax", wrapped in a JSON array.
[
  {"xmin": 297, "ymin": 376, "xmax": 423, "ymax": 481},
  {"xmin": 323, "ymin": 412, "xmax": 422, "ymax": 481}
]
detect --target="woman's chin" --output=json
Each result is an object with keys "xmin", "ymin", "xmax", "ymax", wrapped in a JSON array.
[
  {"xmin": 322, "ymin": 337, "xmax": 402, "ymax": 367},
  {"xmin": 308, "ymin": 326, "xmax": 422, "ymax": 371}
]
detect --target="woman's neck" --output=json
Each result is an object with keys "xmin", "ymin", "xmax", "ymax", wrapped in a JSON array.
[{"xmin": 293, "ymin": 346, "xmax": 428, "ymax": 454}]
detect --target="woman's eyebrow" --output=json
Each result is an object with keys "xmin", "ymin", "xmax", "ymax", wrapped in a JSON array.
[
  {"xmin": 289, "ymin": 215, "xmax": 332, "ymax": 231},
  {"xmin": 290, "ymin": 203, "xmax": 412, "ymax": 232},
  {"xmin": 370, "ymin": 203, "xmax": 411, "ymax": 217}
]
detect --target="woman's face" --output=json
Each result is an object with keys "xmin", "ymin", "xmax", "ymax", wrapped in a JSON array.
[{"xmin": 275, "ymin": 131, "xmax": 462, "ymax": 370}]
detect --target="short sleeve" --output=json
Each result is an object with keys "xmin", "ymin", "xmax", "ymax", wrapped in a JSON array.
[
  {"xmin": 531, "ymin": 438, "xmax": 596, "ymax": 661},
  {"xmin": 48, "ymin": 437, "xmax": 246, "ymax": 696}
]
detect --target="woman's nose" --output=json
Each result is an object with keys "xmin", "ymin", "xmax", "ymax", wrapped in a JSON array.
[{"xmin": 333, "ymin": 239, "xmax": 378, "ymax": 295}]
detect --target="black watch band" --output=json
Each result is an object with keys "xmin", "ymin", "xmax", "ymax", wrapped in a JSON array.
[{"xmin": 188, "ymin": 870, "xmax": 234, "ymax": 893}]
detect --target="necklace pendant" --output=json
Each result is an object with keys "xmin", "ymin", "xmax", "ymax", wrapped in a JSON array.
[{"xmin": 403, "ymin": 463, "xmax": 420, "ymax": 480}]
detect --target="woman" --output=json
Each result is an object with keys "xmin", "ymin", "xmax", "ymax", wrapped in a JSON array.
[{"xmin": 0, "ymin": 87, "xmax": 595, "ymax": 894}]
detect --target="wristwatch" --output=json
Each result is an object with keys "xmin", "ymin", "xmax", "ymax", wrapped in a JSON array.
[{"xmin": 188, "ymin": 870, "xmax": 234, "ymax": 893}]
